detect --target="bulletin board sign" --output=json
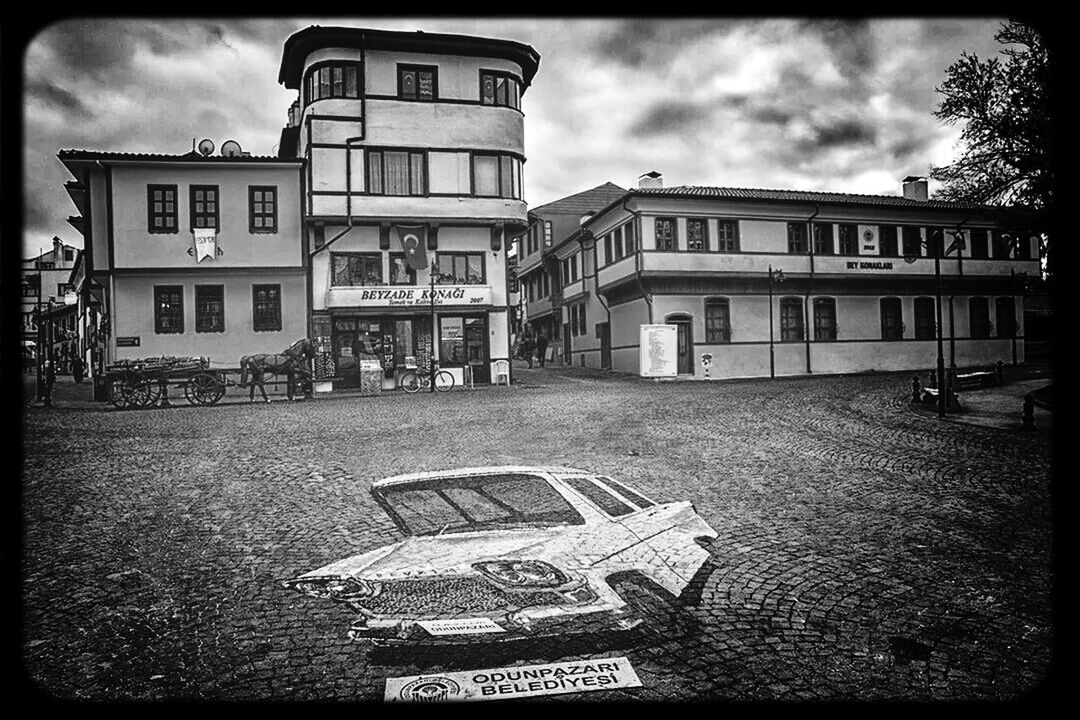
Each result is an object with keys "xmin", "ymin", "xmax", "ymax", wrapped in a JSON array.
[{"xmin": 638, "ymin": 325, "xmax": 677, "ymax": 378}]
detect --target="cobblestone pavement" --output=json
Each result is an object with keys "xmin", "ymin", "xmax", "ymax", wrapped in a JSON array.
[{"xmin": 21, "ymin": 368, "xmax": 1055, "ymax": 702}]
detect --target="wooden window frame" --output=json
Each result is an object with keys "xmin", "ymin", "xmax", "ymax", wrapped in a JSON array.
[
  {"xmin": 389, "ymin": 253, "xmax": 417, "ymax": 286},
  {"xmin": 813, "ymin": 297, "xmax": 838, "ymax": 341},
  {"xmin": 715, "ymin": 220, "xmax": 738, "ymax": 253},
  {"xmin": 780, "ymin": 297, "xmax": 804, "ymax": 342},
  {"xmin": 147, "ymin": 184, "xmax": 179, "ymax": 234},
  {"xmin": 880, "ymin": 297, "xmax": 904, "ymax": 340},
  {"xmin": 194, "ymin": 284, "xmax": 225, "ymax": 334},
  {"xmin": 479, "ymin": 69, "xmax": 522, "ymax": 109},
  {"xmin": 879, "ymin": 225, "xmax": 899, "ymax": 257},
  {"xmin": 248, "ymin": 185, "xmax": 278, "ymax": 234},
  {"xmin": 331, "ymin": 252, "xmax": 384, "ymax": 287},
  {"xmin": 435, "ymin": 252, "xmax": 486, "ymax": 285},
  {"xmin": 837, "ymin": 224, "xmax": 858, "ymax": 256},
  {"xmin": 252, "ymin": 284, "xmax": 282, "ymax": 332},
  {"xmin": 365, "ymin": 148, "xmax": 427, "ymax": 197},
  {"xmin": 655, "ymin": 217, "xmax": 677, "ymax": 251},
  {"xmin": 189, "ymin": 185, "xmax": 220, "ymax": 231},
  {"xmin": 704, "ymin": 297, "xmax": 732, "ymax": 343},
  {"xmin": 303, "ymin": 62, "xmax": 362, "ymax": 105},
  {"xmin": 969, "ymin": 296, "xmax": 991, "ymax": 338},
  {"xmin": 686, "ymin": 218, "xmax": 708, "ymax": 252},
  {"xmin": 913, "ymin": 297, "xmax": 936, "ymax": 340},
  {"xmin": 154, "ymin": 285, "xmax": 184, "ymax": 335},
  {"xmin": 813, "ymin": 223, "xmax": 834, "ymax": 255},
  {"xmin": 787, "ymin": 222, "xmax": 808, "ymax": 254},
  {"xmin": 397, "ymin": 64, "xmax": 438, "ymax": 102}
]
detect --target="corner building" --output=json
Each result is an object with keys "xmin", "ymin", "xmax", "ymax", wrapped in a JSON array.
[
  {"xmin": 277, "ymin": 27, "xmax": 540, "ymax": 387},
  {"xmin": 568, "ymin": 174, "xmax": 1040, "ymax": 379}
]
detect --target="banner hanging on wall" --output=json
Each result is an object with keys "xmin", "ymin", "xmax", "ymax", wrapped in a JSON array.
[{"xmin": 193, "ymin": 228, "xmax": 218, "ymax": 262}]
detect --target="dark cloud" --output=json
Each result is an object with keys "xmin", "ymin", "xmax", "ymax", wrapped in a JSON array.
[
  {"xmin": 25, "ymin": 79, "xmax": 93, "ymax": 117},
  {"xmin": 629, "ymin": 100, "xmax": 705, "ymax": 138},
  {"xmin": 591, "ymin": 19, "xmax": 733, "ymax": 68},
  {"xmin": 807, "ymin": 119, "xmax": 878, "ymax": 149},
  {"xmin": 748, "ymin": 103, "xmax": 795, "ymax": 127},
  {"xmin": 806, "ymin": 19, "xmax": 876, "ymax": 80},
  {"xmin": 889, "ymin": 137, "xmax": 929, "ymax": 162}
]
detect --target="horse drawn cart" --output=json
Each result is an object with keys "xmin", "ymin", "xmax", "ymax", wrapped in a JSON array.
[{"xmin": 104, "ymin": 339, "xmax": 316, "ymax": 410}]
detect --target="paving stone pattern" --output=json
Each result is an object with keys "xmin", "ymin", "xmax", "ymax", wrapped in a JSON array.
[{"xmin": 21, "ymin": 369, "xmax": 1053, "ymax": 701}]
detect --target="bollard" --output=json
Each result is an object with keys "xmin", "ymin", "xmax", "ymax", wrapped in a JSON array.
[
  {"xmin": 911, "ymin": 374, "xmax": 921, "ymax": 403},
  {"xmin": 159, "ymin": 378, "xmax": 171, "ymax": 407},
  {"xmin": 1021, "ymin": 394, "xmax": 1035, "ymax": 430},
  {"xmin": 996, "ymin": 360, "xmax": 1005, "ymax": 385}
]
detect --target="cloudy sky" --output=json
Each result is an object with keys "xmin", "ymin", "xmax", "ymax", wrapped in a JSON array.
[{"xmin": 22, "ymin": 16, "xmax": 1010, "ymax": 259}]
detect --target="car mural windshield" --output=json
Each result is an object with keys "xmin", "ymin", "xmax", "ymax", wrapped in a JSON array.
[{"xmin": 376, "ymin": 473, "xmax": 586, "ymax": 536}]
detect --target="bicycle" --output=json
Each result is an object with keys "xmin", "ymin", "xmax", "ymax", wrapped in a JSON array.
[{"xmin": 399, "ymin": 363, "xmax": 455, "ymax": 393}]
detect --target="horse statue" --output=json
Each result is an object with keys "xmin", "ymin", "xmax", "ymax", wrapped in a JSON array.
[{"xmin": 239, "ymin": 337, "xmax": 316, "ymax": 403}]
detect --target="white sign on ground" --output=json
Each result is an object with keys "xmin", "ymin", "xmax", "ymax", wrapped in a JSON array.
[
  {"xmin": 639, "ymin": 324, "xmax": 677, "ymax": 377},
  {"xmin": 416, "ymin": 618, "xmax": 506, "ymax": 636},
  {"xmin": 384, "ymin": 657, "xmax": 642, "ymax": 702}
]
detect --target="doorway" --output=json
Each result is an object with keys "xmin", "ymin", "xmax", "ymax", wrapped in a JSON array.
[
  {"xmin": 666, "ymin": 314, "xmax": 693, "ymax": 375},
  {"xmin": 599, "ymin": 321, "xmax": 611, "ymax": 370}
]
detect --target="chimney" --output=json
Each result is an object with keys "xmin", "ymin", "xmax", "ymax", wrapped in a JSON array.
[
  {"xmin": 53, "ymin": 236, "xmax": 63, "ymax": 263},
  {"xmin": 638, "ymin": 171, "xmax": 663, "ymax": 190},
  {"xmin": 902, "ymin": 176, "xmax": 928, "ymax": 201}
]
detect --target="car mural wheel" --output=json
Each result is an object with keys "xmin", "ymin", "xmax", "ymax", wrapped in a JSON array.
[{"xmin": 612, "ymin": 575, "xmax": 699, "ymax": 639}]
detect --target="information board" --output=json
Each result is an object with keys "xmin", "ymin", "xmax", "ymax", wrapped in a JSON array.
[{"xmin": 638, "ymin": 324, "xmax": 677, "ymax": 378}]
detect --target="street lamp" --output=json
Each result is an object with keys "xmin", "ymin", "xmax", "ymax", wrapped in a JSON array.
[
  {"xmin": 429, "ymin": 251, "xmax": 437, "ymax": 394},
  {"xmin": 768, "ymin": 265, "xmax": 785, "ymax": 379},
  {"xmin": 923, "ymin": 230, "xmax": 965, "ymax": 419}
]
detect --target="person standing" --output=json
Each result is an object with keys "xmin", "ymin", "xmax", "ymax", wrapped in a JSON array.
[
  {"xmin": 521, "ymin": 335, "xmax": 535, "ymax": 368},
  {"xmin": 536, "ymin": 333, "xmax": 549, "ymax": 368},
  {"xmin": 71, "ymin": 354, "xmax": 85, "ymax": 384},
  {"xmin": 43, "ymin": 359, "xmax": 56, "ymax": 407}
]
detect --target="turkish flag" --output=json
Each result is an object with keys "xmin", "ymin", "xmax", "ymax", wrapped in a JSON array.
[{"xmin": 396, "ymin": 225, "xmax": 428, "ymax": 270}]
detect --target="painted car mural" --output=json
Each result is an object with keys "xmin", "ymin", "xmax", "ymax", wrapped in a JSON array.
[{"xmin": 284, "ymin": 466, "xmax": 719, "ymax": 644}]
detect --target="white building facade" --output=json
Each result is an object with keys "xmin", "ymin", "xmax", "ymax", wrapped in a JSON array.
[
  {"xmin": 277, "ymin": 27, "xmax": 540, "ymax": 388},
  {"xmin": 564, "ymin": 175, "xmax": 1040, "ymax": 379}
]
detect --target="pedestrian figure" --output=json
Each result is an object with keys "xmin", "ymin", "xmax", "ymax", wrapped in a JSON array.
[
  {"xmin": 521, "ymin": 336, "xmax": 535, "ymax": 368},
  {"xmin": 71, "ymin": 355, "xmax": 85, "ymax": 384},
  {"xmin": 536, "ymin": 333, "xmax": 549, "ymax": 368},
  {"xmin": 43, "ymin": 360, "xmax": 56, "ymax": 407}
]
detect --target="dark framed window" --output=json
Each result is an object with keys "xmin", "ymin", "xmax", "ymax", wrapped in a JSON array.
[
  {"xmin": 249, "ymin": 186, "xmax": 277, "ymax": 234},
  {"xmin": 704, "ymin": 298, "xmax": 731, "ymax": 343},
  {"xmin": 564, "ymin": 477, "xmax": 633, "ymax": 517},
  {"xmin": 389, "ymin": 253, "xmax": 416, "ymax": 285},
  {"xmin": 969, "ymin": 297, "xmax": 991, "ymax": 338},
  {"xmin": 480, "ymin": 70, "xmax": 521, "ymax": 109},
  {"xmin": 686, "ymin": 218, "xmax": 708, "ymax": 252},
  {"xmin": 398, "ymin": 64, "xmax": 437, "ymax": 101},
  {"xmin": 1014, "ymin": 233, "xmax": 1032, "ymax": 260},
  {"xmin": 195, "ymin": 285, "xmax": 224, "ymax": 333},
  {"xmin": 901, "ymin": 226, "xmax": 922, "ymax": 258},
  {"xmin": 58, "ymin": 283, "xmax": 74, "ymax": 296},
  {"xmin": 838, "ymin": 224, "xmax": 858, "ymax": 256},
  {"xmin": 64, "ymin": 248, "xmax": 74, "ymax": 261},
  {"xmin": 813, "ymin": 297, "xmax": 837, "ymax": 341},
  {"xmin": 614, "ymin": 226, "xmax": 625, "ymax": 259},
  {"xmin": 655, "ymin": 217, "xmax": 677, "ymax": 251},
  {"xmin": 813, "ymin": 223, "xmax": 834, "ymax": 255},
  {"xmin": 624, "ymin": 222, "xmax": 636, "ymax": 254},
  {"xmin": 787, "ymin": 223, "xmax": 808, "ymax": 253},
  {"xmin": 880, "ymin": 297, "xmax": 903, "ymax": 340},
  {"xmin": 147, "ymin": 184, "xmax": 178, "ymax": 233},
  {"xmin": 604, "ymin": 233, "xmax": 613, "ymax": 264},
  {"xmin": 544, "ymin": 221, "xmax": 552, "ymax": 247},
  {"xmin": 331, "ymin": 253, "xmax": 382, "ymax": 286},
  {"xmin": 716, "ymin": 220, "xmax": 738, "ymax": 252},
  {"xmin": 879, "ymin": 225, "xmax": 898, "ymax": 257},
  {"xmin": 996, "ymin": 297, "xmax": 1017, "ymax": 338},
  {"xmin": 578, "ymin": 304, "xmax": 587, "ymax": 336},
  {"xmin": 780, "ymin": 297, "xmax": 804, "ymax": 341},
  {"xmin": 22, "ymin": 281, "xmax": 38, "ymax": 297},
  {"xmin": 914, "ymin": 297, "xmax": 936, "ymax": 340},
  {"xmin": 570, "ymin": 304, "xmax": 578, "ymax": 336},
  {"xmin": 367, "ymin": 149, "xmax": 426, "ymax": 197},
  {"xmin": 969, "ymin": 229, "xmax": 989, "ymax": 259},
  {"xmin": 991, "ymin": 231, "xmax": 1011, "ymax": 259},
  {"xmin": 304, "ymin": 62, "xmax": 361, "ymax": 105},
  {"xmin": 252, "ymin": 284, "xmax": 281, "ymax": 332},
  {"xmin": 926, "ymin": 227, "xmax": 945, "ymax": 258},
  {"xmin": 471, "ymin": 153, "xmax": 522, "ymax": 199},
  {"xmin": 190, "ymin": 185, "xmax": 219, "ymax": 230},
  {"xmin": 436, "ymin": 253, "xmax": 485, "ymax": 285},
  {"xmin": 154, "ymin": 285, "xmax": 184, "ymax": 334}
]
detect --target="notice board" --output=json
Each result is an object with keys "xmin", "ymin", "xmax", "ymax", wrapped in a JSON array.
[{"xmin": 639, "ymin": 324, "xmax": 677, "ymax": 377}]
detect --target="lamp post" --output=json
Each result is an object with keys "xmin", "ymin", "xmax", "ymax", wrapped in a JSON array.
[
  {"xmin": 1010, "ymin": 267, "xmax": 1028, "ymax": 367},
  {"xmin": 35, "ymin": 247, "xmax": 44, "ymax": 401},
  {"xmin": 429, "ymin": 251, "xmax": 437, "ymax": 394},
  {"xmin": 933, "ymin": 235, "xmax": 946, "ymax": 419},
  {"xmin": 768, "ymin": 265, "xmax": 784, "ymax": 379}
]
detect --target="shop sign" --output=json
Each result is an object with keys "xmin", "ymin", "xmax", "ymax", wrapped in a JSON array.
[
  {"xmin": 859, "ymin": 225, "xmax": 879, "ymax": 254},
  {"xmin": 384, "ymin": 657, "xmax": 642, "ymax": 703},
  {"xmin": 334, "ymin": 285, "xmax": 492, "ymax": 308},
  {"xmin": 116, "ymin": 336, "xmax": 140, "ymax": 347},
  {"xmin": 845, "ymin": 260, "xmax": 895, "ymax": 270},
  {"xmin": 639, "ymin": 324, "xmax": 677, "ymax": 378}
]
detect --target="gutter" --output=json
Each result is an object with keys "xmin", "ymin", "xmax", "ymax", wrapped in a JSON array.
[{"xmin": 804, "ymin": 204, "xmax": 820, "ymax": 374}]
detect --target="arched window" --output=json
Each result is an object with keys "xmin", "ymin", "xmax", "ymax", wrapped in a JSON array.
[
  {"xmin": 704, "ymin": 298, "xmax": 731, "ymax": 343},
  {"xmin": 913, "ymin": 297, "xmax": 936, "ymax": 340},
  {"xmin": 813, "ymin": 297, "xmax": 837, "ymax": 341},
  {"xmin": 880, "ymin": 297, "xmax": 903, "ymax": 340},
  {"xmin": 969, "ymin": 297, "xmax": 991, "ymax": 338},
  {"xmin": 996, "ymin": 297, "xmax": 1017, "ymax": 338},
  {"xmin": 780, "ymin": 297, "xmax": 804, "ymax": 342}
]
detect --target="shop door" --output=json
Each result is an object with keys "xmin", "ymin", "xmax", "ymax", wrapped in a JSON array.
[
  {"xmin": 332, "ymin": 319, "xmax": 360, "ymax": 388},
  {"xmin": 465, "ymin": 317, "xmax": 489, "ymax": 384},
  {"xmin": 563, "ymin": 323, "xmax": 572, "ymax": 365},
  {"xmin": 667, "ymin": 317, "xmax": 693, "ymax": 375},
  {"xmin": 599, "ymin": 322, "xmax": 611, "ymax": 370}
]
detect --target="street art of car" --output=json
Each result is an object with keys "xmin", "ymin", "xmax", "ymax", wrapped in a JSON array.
[{"xmin": 284, "ymin": 466, "xmax": 720, "ymax": 645}]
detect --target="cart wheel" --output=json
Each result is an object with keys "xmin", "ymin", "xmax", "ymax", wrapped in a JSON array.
[
  {"xmin": 186, "ymin": 372, "xmax": 225, "ymax": 406},
  {"xmin": 400, "ymin": 371, "xmax": 421, "ymax": 394},
  {"xmin": 433, "ymin": 370, "xmax": 455, "ymax": 392},
  {"xmin": 107, "ymin": 378, "xmax": 129, "ymax": 409},
  {"xmin": 124, "ymin": 377, "xmax": 157, "ymax": 409}
]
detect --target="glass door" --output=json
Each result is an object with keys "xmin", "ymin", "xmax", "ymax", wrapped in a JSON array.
[{"xmin": 464, "ymin": 316, "xmax": 489, "ymax": 384}]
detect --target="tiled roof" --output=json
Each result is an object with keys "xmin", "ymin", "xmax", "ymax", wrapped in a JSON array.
[
  {"xmin": 530, "ymin": 182, "xmax": 627, "ymax": 216},
  {"xmin": 631, "ymin": 185, "xmax": 996, "ymax": 211},
  {"xmin": 58, "ymin": 149, "xmax": 297, "ymax": 163}
]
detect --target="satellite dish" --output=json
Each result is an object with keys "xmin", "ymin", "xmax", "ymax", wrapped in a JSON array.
[
  {"xmin": 197, "ymin": 138, "xmax": 215, "ymax": 156},
  {"xmin": 221, "ymin": 140, "xmax": 242, "ymax": 157}
]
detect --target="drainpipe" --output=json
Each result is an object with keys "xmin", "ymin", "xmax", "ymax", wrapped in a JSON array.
[
  {"xmin": 312, "ymin": 135, "xmax": 364, "ymax": 257},
  {"xmin": 804, "ymin": 204, "xmax": 820, "ymax": 374}
]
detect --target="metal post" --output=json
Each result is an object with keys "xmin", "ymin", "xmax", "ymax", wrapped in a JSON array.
[
  {"xmin": 429, "ymin": 252, "xmax": 436, "ymax": 394},
  {"xmin": 768, "ymin": 265, "xmax": 775, "ymax": 379},
  {"xmin": 935, "ymin": 251, "xmax": 946, "ymax": 418},
  {"xmin": 36, "ymin": 249, "xmax": 44, "ymax": 401}
]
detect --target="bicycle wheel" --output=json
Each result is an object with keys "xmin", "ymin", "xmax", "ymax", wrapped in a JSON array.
[
  {"xmin": 433, "ymin": 370, "xmax": 455, "ymax": 392},
  {"xmin": 400, "ymin": 371, "xmax": 422, "ymax": 393}
]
